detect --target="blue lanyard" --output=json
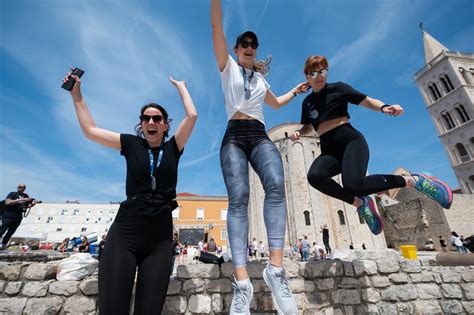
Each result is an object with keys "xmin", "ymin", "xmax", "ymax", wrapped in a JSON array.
[
  {"xmin": 148, "ymin": 147, "xmax": 163, "ymax": 190},
  {"xmin": 239, "ymin": 64, "xmax": 254, "ymax": 100}
]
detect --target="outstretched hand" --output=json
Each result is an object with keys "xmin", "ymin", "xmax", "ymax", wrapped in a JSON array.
[
  {"xmin": 294, "ymin": 82, "xmax": 311, "ymax": 95},
  {"xmin": 382, "ymin": 104, "xmax": 404, "ymax": 116},
  {"xmin": 169, "ymin": 76, "xmax": 186, "ymax": 89}
]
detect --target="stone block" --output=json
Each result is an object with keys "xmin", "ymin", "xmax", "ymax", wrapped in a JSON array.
[
  {"xmin": 316, "ymin": 278, "xmax": 335, "ymax": 290},
  {"xmin": 338, "ymin": 277, "xmax": 359, "ymax": 288},
  {"xmin": 0, "ymin": 264, "xmax": 22, "ymax": 281},
  {"xmin": 166, "ymin": 278, "xmax": 182, "ymax": 295},
  {"xmin": 284, "ymin": 260, "xmax": 300, "ymax": 278},
  {"xmin": 24, "ymin": 297, "xmax": 64, "ymax": 314},
  {"xmin": 362, "ymin": 287, "xmax": 381, "ymax": 303},
  {"xmin": 398, "ymin": 259, "xmax": 421, "ymax": 273},
  {"xmin": 413, "ymin": 300, "xmax": 442, "ymax": 314},
  {"xmin": 5, "ymin": 281, "xmax": 22, "ymax": 295},
  {"xmin": 396, "ymin": 302, "xmax": 414, "ymax": 314},
  {"xmin": 410, "ymin": 272, "xmax": 433, "ymax": 283},
  {"xmin": 440, "ymin": 300, "xmax": 464, "ymax": 313},
  {"xmin": 371, "ymin": 275, "xmax": 390, "ymax": 288},
  {"xmin": 49, "ymin": 280, "xmax": 78, "ymax": 296},
  {"xmin": 63, "ymin": 295, "xmax": 97, "ymax": 314},
  {"xmin": 207, "ymin": 278, "xmax": 231, "ymax": 293},
  {"xmin": 302, "ymin": 260, "xmax": 343, "ymax": 278},
  {"xmin": 377, "ymin": 303, "xmax": 398, "ymax": 314},
  {"xmin": 441, "ymin": 283, "xmax": 463, "ymax": 299},
  {"xmin": 441, "ymin": 271, "xmax": 462, "ymax": 283},
  {"xmin": 462, "ymin": 283, "xmax": 474, "ymax": 300},
  {"xmin": 352, "ymin": 260, "xmax": 377, "ymax": 276},
  {"xmin": 163, "ymin": 295, "xmax": 187, "ymax": 313},
  {"xmin": 0, "ymin": 297, "xmax": 27, "ymax": 313},
  {"xmin": 220, "ymin": 262, "xmax": 234, "ymax": 277},
  {"xmin": 22, "ymin": 281, "xmax": 48, "ymax": 297},
  {"xmin": 0, "ymin": 280, "xmax": 4, "ymax": 293},
  {"xmin": 416, "ymin": 283, "xmax": 442, "ymax": 299},
  {"xmin": 79, "ymin": 278, "xmax": 99, "ymax": 296},
  {"xmin": 388, "ymin": 273, "xmax": 409, "ymax": 284},
  {"xmin": 381, "ymin": 284, "xmax": 418, "ymax": 301},
  {"xmin": 247, "ymin": 261, "xmax": 266, "ymax": 278},
  {"xmin": 341, "ymin": 261, "xmax": 354, "ymax": 276},
  {"xmin": 375, "ymin": 258, "xmax": 400, "ymax": 274},
  {"xmin": 188, "ymin": 294, "xmax": 211, "ymax": 313},
  {"xmin": 183, "ymin": 278, "xmax": 205, "ymax": 293},
  {"xmin": 23, "ymin": 263, "xmax": 57, "ymax": 280},
  {"xmin": 211, "ymin": 293, "xmax": 223, "ymax": 313},
  {"xmin": 289, "ymin": 279, "xmax": 315, "ymax": 293},
  {"xmin": 462, "ymin": 301, "xmax": 474, "ymax": 313},
  {"xmin": 358, "ymin": 276, "xmax": 371, "ymax": 288},
  {"xmin": 305, "ymin": 292, "xmax": 329, "ymax": 310},
  {"xmin": 331, "ymin": 289, "xmax": 361, "ymax": 305},
  {"xmin": 254, "ymin": 292, "xmax": 275, "ymax": 311},
  {"xmin": 176, "ymin": 264, "xmax": 220, "ymax": 279},
  {"xmin": 354, "ymin": 304, "xmax": 379, "ymax": 314},
  {"xmin": 461, "ymin": 269, "xmax": 474, "ymax": 282},
  {"xmin": 252, "ymin": 279, "xmax": 271, "ymax": 292}
]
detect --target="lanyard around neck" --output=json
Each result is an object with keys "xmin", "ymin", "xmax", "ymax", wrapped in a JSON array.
[
  {"xmin": 239, "ymin": 64, "xmax": 255, "ymax": 100},
  {"xmin": 148, "ymin": 147, "xmax": 163, "ymax": 190}
]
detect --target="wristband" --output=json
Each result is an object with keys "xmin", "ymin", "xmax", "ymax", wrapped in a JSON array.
[
  {"xmin": 292, "ymin": 90, "xmax": 297, "ymax": 97},
  {"xmin": 381, "ymin": 104, "xmax": 390, "ymax": 113}
]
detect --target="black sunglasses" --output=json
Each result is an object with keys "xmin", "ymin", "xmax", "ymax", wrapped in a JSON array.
[
  {"xmin": 18, "ymin": 186, "xmax": 26, "ymax": 189},
  {"xmin": 239, "ymin": 40, "xmax": 259, "ymax": 49},
  {"xmin": 140, "ymin": 115, "xmax": 164, "ymax": 123}
]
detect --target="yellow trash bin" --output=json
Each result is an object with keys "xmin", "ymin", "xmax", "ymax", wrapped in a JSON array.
[{"xmin": 400, "ymin": 245, "xmax": 417, "ymax": 260}]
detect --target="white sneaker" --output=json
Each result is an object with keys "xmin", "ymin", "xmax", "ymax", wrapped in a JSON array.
[
  {"xmin": 263, "ymin": 263, "xmax": 297, "ymax": 314},
  {"xmin": 230, "ymin": 276, "xmax": 253, "ymax": 315}
]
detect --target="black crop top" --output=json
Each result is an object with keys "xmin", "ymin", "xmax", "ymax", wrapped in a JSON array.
[
  {"xmin": 300, "ymin": 82, "xmax": 367, "ymax": 131},
  {"xmin": 116, "ymin": 134, "xmax": 183, "ymax": 221}
]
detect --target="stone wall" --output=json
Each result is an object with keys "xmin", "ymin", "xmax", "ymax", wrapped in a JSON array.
[{"xmin": 1, "ymin": 251, "xmax": 474, "ymax": 314}]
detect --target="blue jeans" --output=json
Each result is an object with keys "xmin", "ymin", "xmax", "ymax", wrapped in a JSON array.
[{"xmin": 220, "ymin": 120, "xmax": 287, "ymax": 267}]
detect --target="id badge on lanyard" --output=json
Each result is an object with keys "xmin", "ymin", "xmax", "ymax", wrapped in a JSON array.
[{"xmin": 149, "ymin": 148, "xmax": 163, "ymax": 190}]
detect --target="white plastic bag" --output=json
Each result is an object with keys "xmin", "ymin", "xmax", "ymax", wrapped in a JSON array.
[{"xmin": 56, "ymin": 253, "xmax": 99, "ymax": 281}]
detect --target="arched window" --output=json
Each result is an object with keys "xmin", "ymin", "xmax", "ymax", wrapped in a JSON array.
[
  {"xmin": 455, "ymin": 105, "xmax": 470, "ymax": 123},
  {"xmin": 428, "ymin": 82, "xmax": 442, "ymax": 101},
  {"xmin": 357, "ymin": 210, "xmax": 365, "ymax": 224},
  {"xmin": 303, "ymin": 211, "xmax": 311, "ymax": 226},
  {"xmin": 439, "ymin": 74, "xmax": 454, "ymax": 93},
  {"xmin": 455, "ymin": 143, "xmax": 470, "ymax": 162},
  {"xmin": 441, "ymin": 112, "xmax": 456, "ymax": 130},
  {"xmin": 337, "ymin": 210, "xmax": 346, "ymax": 225}
]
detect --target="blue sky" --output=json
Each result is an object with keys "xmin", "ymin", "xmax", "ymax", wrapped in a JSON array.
[{"xmin": 1, "ymin": 0, "xmax": 473, "ymax": 203}]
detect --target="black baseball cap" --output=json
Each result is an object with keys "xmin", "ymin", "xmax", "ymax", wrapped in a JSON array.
[{"xmin": 235, "ymin": 31, "xmax": 259, "ymax": 48}]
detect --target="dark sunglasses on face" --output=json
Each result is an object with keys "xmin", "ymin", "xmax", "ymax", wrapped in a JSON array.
[
  {"xmin": 18, "ymin": 186, "xmax": 25, "ymax": 189},
  {"xmin": 239, "ymin": 40, "xmax": 259, "ymax": 49},
  {"xmin": 309, "ymin": 69, "xmax": 328, "ymax": 79},
  {"xmin": 140, "ymin": 115, "xmax": 164, "ymax": 123}
]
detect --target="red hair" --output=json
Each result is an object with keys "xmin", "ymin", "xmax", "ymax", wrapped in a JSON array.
[{"xmin": 303, "ymin": 56, "xmax": 329, "ymax": 75}]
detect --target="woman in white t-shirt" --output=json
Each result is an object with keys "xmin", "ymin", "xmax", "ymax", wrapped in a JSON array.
[{"xmin": 211, "ymin": 1, "xmax": 308, "ymax": 314}]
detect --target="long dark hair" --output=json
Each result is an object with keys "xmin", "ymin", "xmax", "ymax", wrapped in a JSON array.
[
  {"xmin": 452, "ymin": 231, "xmax": 459, "ymax": 237},
  {"xmin": 134, "ymin": 103, "xmax": 172, "ymax": 140}
]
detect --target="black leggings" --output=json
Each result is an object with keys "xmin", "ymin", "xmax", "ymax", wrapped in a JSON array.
[
  {"xmin": 0, "ymin": 217, "xmax": 22, "ymax": 246},
  {"xmin": 323, "ymin": 239, "xmax": 331, "ymax": 254},
  {"xmin": 308, "ymin": 124, "xmax": 406, "ymax": 205},
  {"xmin": 99, "ymin": 210, "xmax": 173, "ymax": 315}
]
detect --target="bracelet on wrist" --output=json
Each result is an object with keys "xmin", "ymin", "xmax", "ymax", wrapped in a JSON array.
[
  {"xmin": 380, "ymin": 104, "xmax": 390, "ymax": 113},
  {"xmin": 291, "ymin": 90, "xmax": 297, "ymax": 97}
]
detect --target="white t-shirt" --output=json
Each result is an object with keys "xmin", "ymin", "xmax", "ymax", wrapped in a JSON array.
[{"xmin": 220, "ymin": 55, "xmax": 270, "ymax": 124}]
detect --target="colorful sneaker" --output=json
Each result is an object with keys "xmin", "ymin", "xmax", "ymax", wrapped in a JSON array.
[
  {"xmin": 414, "ymin": 173, "xmax": 453, "ymax": 209},
  {"xmin": 357, "ymin": 195, "xmax": 383, "ymax": 235},
  {"xmin": 230, "ymin": 276, "xmax": 253, "ymax": 315},
  {"xmin": 263, "ymin": 263, "xmax": 297, "ymax": 315}
]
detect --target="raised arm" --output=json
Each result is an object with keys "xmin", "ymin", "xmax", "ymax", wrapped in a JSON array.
[
  {"xmin": 211, "ymin": 0, "xmax": 229, "ymax": 71},
  {"xmin": 169, "ymin": 77, "xmax": 198, "ymax": 151},
  {"xmin": 359, "ymin": 96, "xmax": 404, "ymax": 116},
  {"xmin": 64, "ymin": 70, "xmax": 121, "ymax": 150},
  {"xmin": 264, "ymin": 82, "xmax": 310, "ymax": 109}
]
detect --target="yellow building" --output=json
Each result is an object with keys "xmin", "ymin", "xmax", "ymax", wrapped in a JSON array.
[{"xmin": 173, "ymin": 193, "xmax": 228, "ymax": 247}]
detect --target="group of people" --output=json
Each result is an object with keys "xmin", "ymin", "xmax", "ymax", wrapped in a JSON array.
[{"xmin": 55, "ymin": 1, "xmax": 457, "ymax": 314}]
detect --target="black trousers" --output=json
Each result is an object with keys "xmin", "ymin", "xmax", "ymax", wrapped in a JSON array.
[
  {"xmin": 98, "ymin": 210, "xmax": 173, "ymax": 315},
  {"xmin": 0, "ymin": 217, "xmax": 22, "ymax": 246},
  {"xmin": 307, "ymin": 124, "xmax": 406, "ymax": 204},
  {"xmin": 323, "ymin": 238, "xmax": 331, "ymax": 254}
]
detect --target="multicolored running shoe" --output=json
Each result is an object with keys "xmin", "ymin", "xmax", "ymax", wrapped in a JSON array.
[
  {"xmin": 357, "ymin": 195, "xmax": 384, "ymax": 235},
  {"xmin": 413, "ymin": 172, "xmax": 453, "ymax": 209}
]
